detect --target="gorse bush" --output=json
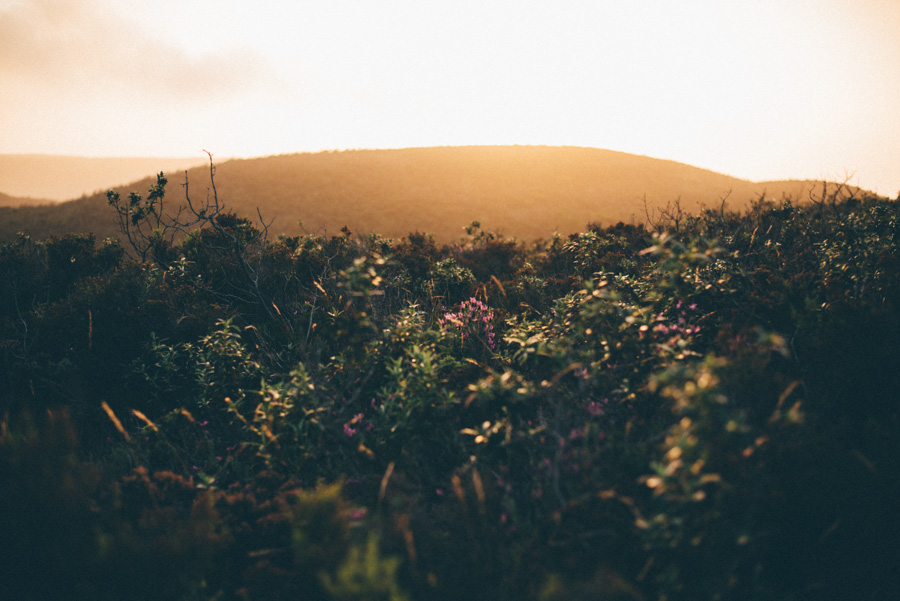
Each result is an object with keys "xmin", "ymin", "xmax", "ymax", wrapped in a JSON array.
[{"xmin": 1, "ymin": 174, "xmax": 899, "ymax": 601}]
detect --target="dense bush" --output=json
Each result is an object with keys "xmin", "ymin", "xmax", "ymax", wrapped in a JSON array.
[{"xmin": 1, "ymin": 183, "xmax": 899, "ymax": 600}]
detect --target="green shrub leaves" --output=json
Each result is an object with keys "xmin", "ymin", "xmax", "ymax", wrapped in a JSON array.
[{"xmin": 2, "ymin": 191, "xmax": 899, "ymax": 600}]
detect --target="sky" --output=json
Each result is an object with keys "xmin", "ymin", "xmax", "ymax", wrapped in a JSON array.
[{"xmin": 1, "ymin": 0, "xmax": 899, "ymax": 196}]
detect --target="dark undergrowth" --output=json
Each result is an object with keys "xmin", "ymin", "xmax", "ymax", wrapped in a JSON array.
[{"xmin": 1, "ymin": 179, "xmax": 899, "ymax": 600}]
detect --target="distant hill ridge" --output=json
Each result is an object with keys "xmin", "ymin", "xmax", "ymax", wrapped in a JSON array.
[
  {"xmin": 0, "ymin": 191, "xmax": 54, "ymax": 208},
  {"xmin": 0, "ymin": 155, "xmax": 209, "ymax": 202},
  {"xmin": 0, "ymin": 146, "xmax": 874, "ymax": 243}
]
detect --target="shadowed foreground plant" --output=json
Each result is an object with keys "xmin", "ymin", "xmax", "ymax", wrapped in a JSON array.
[
  {"xmin": 322, "ymin": 533, "xmax": 410, "ymax": 601},
  {"xmin": 2, "ymin": 188, "xmax": 899, "ymax": 600}
]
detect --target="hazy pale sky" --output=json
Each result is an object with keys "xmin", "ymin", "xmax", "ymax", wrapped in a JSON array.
[{"xmin": 2, "ymin": 0, "xmax": 898, "ymax": 195}]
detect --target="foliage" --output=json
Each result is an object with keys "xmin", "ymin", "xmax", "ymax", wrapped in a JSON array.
[{"xmin": 1, "ymin": 181, "xmax": 899, "ymax": 601}]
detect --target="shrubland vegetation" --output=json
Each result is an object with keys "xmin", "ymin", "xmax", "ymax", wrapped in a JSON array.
[{"xmin": 1, "ymin": 163, "xmax": 898, "ymax": 600}]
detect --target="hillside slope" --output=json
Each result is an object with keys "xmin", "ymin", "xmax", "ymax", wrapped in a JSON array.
[{"xmin": 0, "ymin": 146, "xmax": 869, "ymax": 244}]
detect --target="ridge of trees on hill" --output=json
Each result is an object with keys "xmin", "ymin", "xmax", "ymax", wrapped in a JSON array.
[{"xmin": 1, "ymin": 160, "xmax": 897, "ymax": 600}]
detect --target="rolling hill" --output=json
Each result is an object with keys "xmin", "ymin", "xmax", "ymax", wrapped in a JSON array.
[
  {"xmin": 0, "ymin": 146, "xmax": 871, "ymax": 244},
  {"xmin": 0, "ymin": 191, "xmax": 54, "ymax": 208}
]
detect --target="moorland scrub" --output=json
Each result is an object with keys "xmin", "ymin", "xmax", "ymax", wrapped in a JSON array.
[{"xmin": 1, "ymin": 168, "xmax": 898, "ymax": 600}]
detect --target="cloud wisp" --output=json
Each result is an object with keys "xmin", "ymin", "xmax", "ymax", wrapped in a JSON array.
[{"xmin": 0, "ymin": 0, "xmax": 270, "ymax": 104}]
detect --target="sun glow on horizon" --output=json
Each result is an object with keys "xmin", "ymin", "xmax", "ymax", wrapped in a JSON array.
[{"xmin": 1, "ymin": 0, "xmax": 898, "ymax": 195}]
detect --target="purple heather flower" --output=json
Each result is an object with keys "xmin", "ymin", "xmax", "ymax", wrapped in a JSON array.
[{"xmin": 586, "ymin": 400, "xmax": 607, "ymax": 416}]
